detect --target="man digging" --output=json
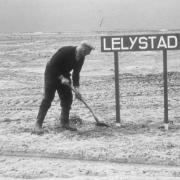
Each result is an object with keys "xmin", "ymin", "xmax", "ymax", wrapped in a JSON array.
[{"xmin": 34, "ymin": 42, "xmax": 94, "ymax": 134}]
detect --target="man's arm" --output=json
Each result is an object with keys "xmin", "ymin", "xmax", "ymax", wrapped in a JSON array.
[{"xmin": 72, "ymin": 59, "xmax": 84, "ymax": 88}]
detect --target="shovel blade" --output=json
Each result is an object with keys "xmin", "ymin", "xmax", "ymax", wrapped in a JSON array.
[{"xmin": 96, "ymin": 122, "xmax": 110, "ymax": 127}]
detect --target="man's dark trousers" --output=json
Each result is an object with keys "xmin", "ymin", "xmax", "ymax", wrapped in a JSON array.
[{"xmin": 37, "ymin": 69, "xmax": 73, "ymax": 127}]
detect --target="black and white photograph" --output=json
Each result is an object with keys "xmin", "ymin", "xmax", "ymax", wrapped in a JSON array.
[{"xmin": 0, "ymin": 0, "xmax": 180, "ymax": 179}]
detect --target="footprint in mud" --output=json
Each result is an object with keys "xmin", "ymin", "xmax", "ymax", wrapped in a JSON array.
[
  {"xmin": 31, "ymin": 128, "xmax": 49, "ymax": 135},
  {"xmin": 1, "ymin": 118, "xmax": 21, "ymax": 123}
]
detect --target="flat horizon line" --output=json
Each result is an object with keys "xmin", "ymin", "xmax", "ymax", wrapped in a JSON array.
[{"xmin": 0, "ymin": 29, "xmax": 180, "ymax": 35}]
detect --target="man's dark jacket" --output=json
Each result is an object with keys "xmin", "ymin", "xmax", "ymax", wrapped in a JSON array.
[{"xmin": 45, "ymin": 46, "xmax": 84, "ymax": 87}]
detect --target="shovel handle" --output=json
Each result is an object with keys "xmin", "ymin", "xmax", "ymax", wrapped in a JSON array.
[{"xmin": 67, "ymin": 85, "xmax": 100, "ymax": 123}]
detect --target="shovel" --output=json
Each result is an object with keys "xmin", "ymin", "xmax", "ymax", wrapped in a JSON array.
[{"xmin": 68, "ymin": 85, "xmax": 109, "ymax": 127}]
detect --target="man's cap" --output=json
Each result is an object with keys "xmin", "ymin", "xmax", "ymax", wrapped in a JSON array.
[{"xmin": 81, "ymin": 41, "xmax": 95, "ymax": 50}]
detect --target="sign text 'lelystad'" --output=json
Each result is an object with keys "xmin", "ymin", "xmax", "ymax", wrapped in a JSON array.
[{"xmin": 101, "ymin": 34, "xmax": 180, "ymax": 52}]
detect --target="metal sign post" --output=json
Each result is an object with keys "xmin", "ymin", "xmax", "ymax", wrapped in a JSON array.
[
  {"xmin": 163, "ymin": 50, "xmax": 169, "ymax": 129},
  {"xmin": 114, "ymin": 51, "xmax": 120, "ymax": 123},
  {"xmin": 101, "ymin": 33, "xmax": 180, "ymax": 129}
]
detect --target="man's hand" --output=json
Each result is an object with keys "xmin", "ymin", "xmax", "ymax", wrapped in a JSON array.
[
  {"xmin": 74, "ymin": 86, "xmax": 82, "ymax": 100},
  {"xmin": 59, "ymin": 75, "xmax": 70, "ymax": 86}
]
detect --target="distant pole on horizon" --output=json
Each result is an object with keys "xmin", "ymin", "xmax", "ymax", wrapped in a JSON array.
[{"xmin": 99, "ymin": 18, "xmax": 104, "ymax": 27}]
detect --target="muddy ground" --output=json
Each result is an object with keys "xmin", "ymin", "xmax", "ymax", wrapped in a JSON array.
[{"xmin": 0, "ymin": 31, "xmax": 180, "ymax": 179}]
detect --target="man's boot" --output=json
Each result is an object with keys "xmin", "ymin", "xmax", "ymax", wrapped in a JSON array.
[
  {"xmin": 60, "ymin": 107, "xmax": 77, "ymax": 131},
  {"xmin": 33, "ymin": 106, "xmax": 48, "ymax": 135}
]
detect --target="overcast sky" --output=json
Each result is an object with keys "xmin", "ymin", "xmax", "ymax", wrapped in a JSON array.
[{"xmin": 0, "ymin": 0, "xmax": 180, "ymax": 32}]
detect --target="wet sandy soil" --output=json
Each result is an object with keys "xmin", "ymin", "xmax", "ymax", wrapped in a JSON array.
[{"xmin": 0, "ymin": 32, "xmax": 180, "ymax": 179}]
